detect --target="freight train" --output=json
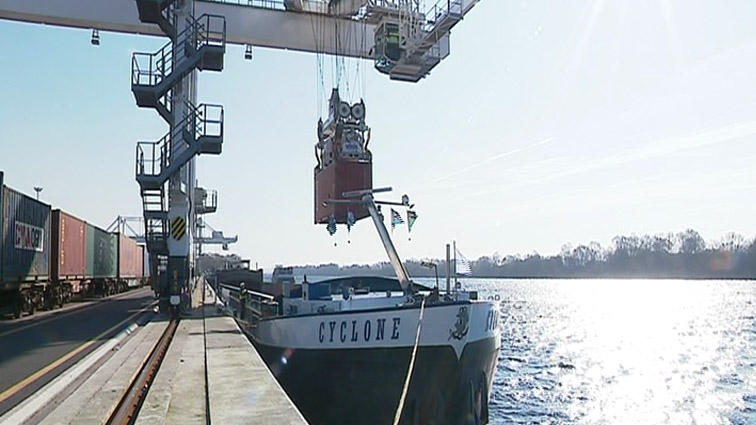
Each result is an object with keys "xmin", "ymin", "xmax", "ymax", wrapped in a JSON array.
[{"xmin": 0, "ymin": 171, "xmax": 146, "ymax": 319}]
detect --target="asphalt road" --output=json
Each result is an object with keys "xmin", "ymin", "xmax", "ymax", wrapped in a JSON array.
[{"xmin": 0, "ymin": 288, "xmax": 156, "ymax": 416}]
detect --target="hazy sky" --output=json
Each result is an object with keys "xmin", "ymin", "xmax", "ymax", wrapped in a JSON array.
[{"xmin": 2, "ymin": 1, "xmax": 756, "ymax": 270}]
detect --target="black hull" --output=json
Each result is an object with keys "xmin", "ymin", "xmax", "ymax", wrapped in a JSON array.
[{"xmin": 252, "ymin": 337, "xmax": 499, "ymax": 425}]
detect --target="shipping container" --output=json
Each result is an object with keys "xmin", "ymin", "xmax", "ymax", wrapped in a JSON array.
[
  {"xmin": 116, "ymin": 233, "xmax": 144, "ymax": 279},
  {"xmin": 1, "ymin": 179, "xmax": 51, "ymax": 287},
  {"xmin": 51, "ymin": 210, "xmax": 87, "ymax": 281},
  {"xmin": 314, "ymin": 159, "xmax": 372, "ymax": 224},
  {"xmin": 86, "ymin": 223, "xmax": 117, "ymax": 280}
]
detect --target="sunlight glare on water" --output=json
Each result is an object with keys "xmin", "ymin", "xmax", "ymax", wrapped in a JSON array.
[{"xmin": 459, "ymin": 279, "xmax": 756, "ymax": 425}]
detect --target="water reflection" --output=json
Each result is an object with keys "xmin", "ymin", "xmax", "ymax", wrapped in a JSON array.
[{"xmin": 460, "ymin": 279, "xmax": 756, "ymax": 425}]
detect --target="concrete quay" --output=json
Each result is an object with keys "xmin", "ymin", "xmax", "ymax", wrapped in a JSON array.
[{"xmin": 0, "ymin": 282, "xmax": 307, "ymax": 425}]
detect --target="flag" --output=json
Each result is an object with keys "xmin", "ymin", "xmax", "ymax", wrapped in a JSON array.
[
  {"xmin": 346, "ymin": 210, "xmax": 355, "ymax": 244},
  {"xmin": 455, "ymin": 247, "xmax": 472, "ymax": 276},
  {"xmin": 407, "ymin": 210, "xmax": 417, "ymax": 233},
  {"xmin": 391, "ymin": 208, "xmax": 403, "ymax": 231},
  {"xmin": 327, "ymin": 215, "xmax": 337, "ymax": 236},
  {"xmin": 346, "ymin": 210, "xmax": 356, "ymax": 230}
]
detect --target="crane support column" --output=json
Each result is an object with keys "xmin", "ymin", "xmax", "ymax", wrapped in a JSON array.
[{"xmin": 132, "ymin": 0, "xmax": 226, "ymax": 314}]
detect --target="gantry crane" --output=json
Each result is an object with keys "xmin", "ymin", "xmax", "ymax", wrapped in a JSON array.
[
  {"xmin": 1, "ymin": 0, "xmax": 482, "ymax": 313},
  {"xmin": 106, "ymin": 216, "xmax": 238, "ymax": 249}
]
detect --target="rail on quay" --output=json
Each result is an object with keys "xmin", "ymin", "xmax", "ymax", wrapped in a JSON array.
[
  {"xmin": 0, "ymin": 279, "xmax": 308, "ymax": 425},
  {"xmin": 107, "ymin": 317, "xmax": 179, "ymax": 425}
]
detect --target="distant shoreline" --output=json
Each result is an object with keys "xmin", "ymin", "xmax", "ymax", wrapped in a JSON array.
[{"xmin": 292, "ymin": 271, "xmax": 756, "ymax": 281}]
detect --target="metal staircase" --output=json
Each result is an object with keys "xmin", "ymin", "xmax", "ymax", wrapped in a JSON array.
[
  {"xmin": 141, "ymin": 187, "xmax": 169, "ymax": 255},
  {"xmin": 131, "ymin": 0, "xmax": 226, "ymax": 283},
  {"xmin": 135, "ymin": 102, "xmax": 223, "ymax": 189},
  {"xmin": 131, "ymin": 13, "xmax": 225, "ymax": 122}
]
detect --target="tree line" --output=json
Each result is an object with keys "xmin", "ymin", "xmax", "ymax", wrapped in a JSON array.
[{"xmin": 293, "ymin": 230, "xmax": 756, "ymax": 279}]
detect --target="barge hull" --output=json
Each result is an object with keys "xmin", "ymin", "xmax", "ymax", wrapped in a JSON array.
[{"xmin": 253, "ymin": 337, "xmax": 499, "ymax": 425}]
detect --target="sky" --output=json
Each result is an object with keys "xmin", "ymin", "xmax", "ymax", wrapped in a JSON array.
[{"xmin": 1, "ymin": 0, "xmax": 756, "ymax": 270}]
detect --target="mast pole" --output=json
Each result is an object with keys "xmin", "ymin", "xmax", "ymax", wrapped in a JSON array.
[
  {"xmin": 453, "ymin": 240, "xmax": 457, "ymax": 291},
  {"xmin": 445, "ymin": 243, "xmax": 451, "ymax": 295},
  {"xmin": 363, "ymin": 194, "xmax": 413, "ymax": 297}
]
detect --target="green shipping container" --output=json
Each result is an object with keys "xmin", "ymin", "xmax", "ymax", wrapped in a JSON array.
[{"xmin": 86, "ymin": 223, "xmax": 117, "ymax": 279}]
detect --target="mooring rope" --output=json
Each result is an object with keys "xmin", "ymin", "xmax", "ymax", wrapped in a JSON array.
[{"xmin": 392, "ymin": 296, "xmax": 427, "ymax": 425}]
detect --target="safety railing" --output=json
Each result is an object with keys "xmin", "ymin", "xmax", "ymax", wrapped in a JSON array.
[
  {"xmin": 136, "ymin": 102, "xmax": 222, "ymax": 180},
  {"xmin": 220, "ymin": 283, "xmax": 278, "ymax": 321},
  {"xmin": 423, "ymin": 0, "xmax": 463, "ymax": 32},
  {"xmin": 145, "ymin": 218, "xmax": 168, "ymax": 247},
  {"xmin": 131, "ymin": 46, "xmax": 172, "ymax": 88},
  {"xmin": 136, "ymin": 138, "xmax": 168, "ymax": 178},
  {"xmin": 158, "ymin": 89, "xmax": 173, "ymax": 118},
  {"xmin": 196, "ymin": 188, "xmax": 218, "ymax": 212},
  {"xmin": 141, "ymin": 189, "xmax": 166, "ymax": 213},
  {"xmin": 194, "ymin": 14, "xmax": 227, "ymax": 50},
  {"xmin": 131, "ymin": 14, "xmax": 226, "ymax": 89},
  {"xmin": 189, "ymin": 103, "xmax": 224, "ymax": 142}
]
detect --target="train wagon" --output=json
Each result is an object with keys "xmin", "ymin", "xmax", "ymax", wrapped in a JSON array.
[
  {"xmin": 86, "ymin": 223, "xmax": 118, "ymax": 296},
  {"xmin": 116, "ymin": 233, "xmax": 145, "ymax": 290},
  {"xmin": 51, "ymin": 209, "xmax": 87, "ymax": 303},
  {"xmin": 0, "ymin": 171, "xmax": 52, "ymax": 318}
]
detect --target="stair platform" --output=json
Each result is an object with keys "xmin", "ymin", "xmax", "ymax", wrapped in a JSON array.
[
  {"xmin": 197, "ymin": 45, "xmax": 225, "ymax": 72},
  {"xmin": 199, "ymin": 135, "xmax": 223, "ymax": 155},
  {"xmin": 135, "ymin": 0, "xmax": 171, "ymax": 25},
  {"xmin": 132, "ymin": 85, "xmax": 161, "ymax": 109}
]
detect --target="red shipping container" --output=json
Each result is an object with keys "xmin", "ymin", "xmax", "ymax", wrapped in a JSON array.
[
  {"xmin": 51, "ymin": 209, "xmax": 87, "ymax": 281},
  {"xmin": 314, "ymin": 159, "xmax": 372, "ymax": 224},
  {"xmin": 117, "ymin": 234, "xmax": 144, "ymax": 279}
]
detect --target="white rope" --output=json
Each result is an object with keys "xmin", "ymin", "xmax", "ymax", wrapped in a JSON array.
[{"xmin": 392, "ymin": 296, "xmax": 427, "ymax": 425}]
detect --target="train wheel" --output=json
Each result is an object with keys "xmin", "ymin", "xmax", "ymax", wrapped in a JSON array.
[
  {"xmin": 13, "ymin": 301, "xmax": 22, "ymax": 319},
  {"xmin": 44, "ymin": 291, "xmax": 53, "ymax": 311}
]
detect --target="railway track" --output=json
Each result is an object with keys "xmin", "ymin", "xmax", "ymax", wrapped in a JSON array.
[{"xmin": 107, "ymin": 317, "xmax": 179, "ymax": 425}]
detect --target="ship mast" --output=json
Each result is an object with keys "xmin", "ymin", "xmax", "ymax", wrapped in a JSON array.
[{"xmin": 327, "ymin": 187, "xmax": 414, "ymax": 297}]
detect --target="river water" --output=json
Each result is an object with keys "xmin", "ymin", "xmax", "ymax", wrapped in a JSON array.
[{"xmin": 452, "ymin": 279, "xmax": 756, "ymax": 425}]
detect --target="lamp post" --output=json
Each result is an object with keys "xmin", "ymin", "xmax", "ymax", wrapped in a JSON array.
[
  {"xmin": 420, "ymin": 260, "xmax": 439, "ymax": 289},
  {"xmin": 33, "ymin": 186, "xmax": 43, "ymax": 201}
]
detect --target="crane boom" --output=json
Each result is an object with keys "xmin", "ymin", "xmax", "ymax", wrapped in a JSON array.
[
  {"xmin": 0, "ymin": 0, "xmax": 481, "ymax": 82},
  {"xmin": 0, "ymin": 0, "xmax": 373, "ymax": 57}
]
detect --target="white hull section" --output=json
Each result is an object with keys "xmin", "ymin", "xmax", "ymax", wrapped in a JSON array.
[{"xmin": 251, "ymin": 300, "xmax": 501, "ymax": 359}]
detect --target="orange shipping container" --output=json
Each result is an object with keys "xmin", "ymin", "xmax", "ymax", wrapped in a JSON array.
[
  {"xmin": 51, "ymin": 210, "xmax": 86, "ymax": 282},
  {"xmin": 314, "ymin": 159, "xmax": 372, "ymax": 224},
  {"xmin": 117, "ymin": 233, "xmax": 144, "ymax": 279}
]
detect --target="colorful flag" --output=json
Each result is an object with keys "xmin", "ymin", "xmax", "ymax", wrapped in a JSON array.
[
  {"xmin": 391, "ymin": 208, "xmax": 403, "ymax": 231},
  {"xmin": 455, "ymin": 247, "xmax": 472, "ymax": 276},
  {"xmin": 407, "ymin": 210, "xmax": 417, "ymax": 233}
]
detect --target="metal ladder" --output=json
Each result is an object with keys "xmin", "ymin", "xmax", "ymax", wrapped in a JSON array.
[{"xmin": 131, "ymin": 0, "xmax": 226, "ymax": 276}]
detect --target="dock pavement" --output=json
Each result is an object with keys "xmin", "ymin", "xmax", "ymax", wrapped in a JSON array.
[{"xmin": 1, "ymin": 282, "xmax": 307, "ymax": 425}]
